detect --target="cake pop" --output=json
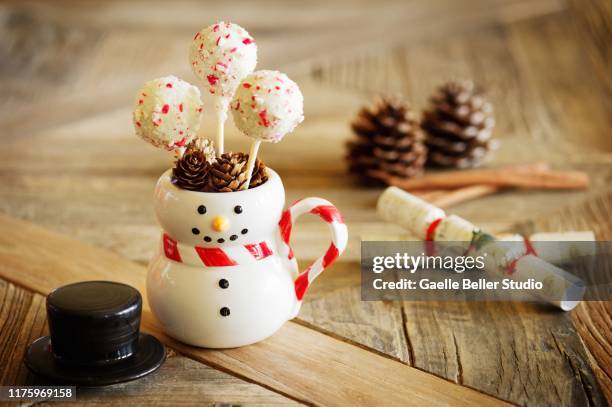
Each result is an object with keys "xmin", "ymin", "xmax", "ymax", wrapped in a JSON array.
[
  {"xmin": 190, "ymin": 22, "xmax": 257, "ymax": 155},
  {"xmin": 231, "ymin": 70, "xmax": 304, "ymax": 188},
  {"xmin": 133, "ymin": 76, "xmax": 204, "ymax": 151}
]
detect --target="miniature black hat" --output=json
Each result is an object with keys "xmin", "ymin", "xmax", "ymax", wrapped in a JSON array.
[{"xmin": 25, "ymin": 281, "xmax": 165, "ymax": 386}]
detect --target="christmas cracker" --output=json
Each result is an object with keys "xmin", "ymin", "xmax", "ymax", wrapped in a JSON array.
[{"xmin": 376, "ymin": 186, "xmax": 588, "ymax": 311}]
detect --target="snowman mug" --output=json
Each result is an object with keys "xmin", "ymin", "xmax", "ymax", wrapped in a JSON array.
[{"xmin": 147, "ymin": 168, "xmax": 348, "ymax": 348}]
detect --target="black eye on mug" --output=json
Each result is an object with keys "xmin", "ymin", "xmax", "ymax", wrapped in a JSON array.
[
  {"xmin": 234, "ymin": 205, "xmax": 243, "ymax": 214},
  {"xmin": 197, "ymin": 205, "xmax": 206, "ymax": 215}
]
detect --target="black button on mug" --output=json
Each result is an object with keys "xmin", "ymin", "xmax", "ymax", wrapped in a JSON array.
[
  {"xmin": 220, "ymin": 307, "xmax": 231, "ymax": 317},
  {"xmin": 219, "ymin": 279, "xmax": 229, "ymax": 289}
]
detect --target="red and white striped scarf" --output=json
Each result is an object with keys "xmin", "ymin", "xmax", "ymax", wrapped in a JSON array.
[
  {"xmin": 159, "ymin": 199, "xmax": 346, "ymax": 302},
  {"xmin": 162, "ymin": 233, "xmax": 273, "ymax": 267}
]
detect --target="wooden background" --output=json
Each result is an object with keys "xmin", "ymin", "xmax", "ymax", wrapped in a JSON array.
[{"xmin": 0, "ymin": 0, "xmax": 610, "ymax": 405}]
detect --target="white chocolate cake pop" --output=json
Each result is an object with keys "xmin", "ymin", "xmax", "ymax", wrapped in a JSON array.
[
  {"xmin": 231, "ymin": 70, "xmax": 304, "ymax": 142},
  {"xmin": 133, "ymin": 76, "xmax": 204, "ymax": 150},
  {"xmin": 190, "ymin": 22, "xmax": 257, "ymax": 99}
]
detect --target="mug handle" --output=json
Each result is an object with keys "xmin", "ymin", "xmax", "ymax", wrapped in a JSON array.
[{"xmin": 278, "ymin": 198, "xmax": 348, "ymax": 301}]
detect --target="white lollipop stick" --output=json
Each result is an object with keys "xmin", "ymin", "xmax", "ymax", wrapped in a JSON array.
[
  {"xmin": 242, "ymin": 139, "xmax": 261, "ymax": 190},
  {"xmin": 214, "ymin": 97, "xmax": 229, "ymax": 156}
]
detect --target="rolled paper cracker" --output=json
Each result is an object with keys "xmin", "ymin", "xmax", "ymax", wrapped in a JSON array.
[
  {"xmin": 433, "ymin": 215, "xmax": 477, "ymax": 242},
  {"xmin": 361, "ymin": 233, "xmax": 421, "ymax": 241},
  {"xmin": 376, "ymin": 186, "xmax": 587, "ymax": 311},
  {"xmin": 529, "ymin": 231, "xmax": 595, "ymax": 241},
  {"xmin": 495, "ymin": 231, "xmax": 596, "ymax": 265},
  {"xmin": 514, "ymin": 255, "xmax": 585, "ymax": 311},
  {"xmin": 480, "ymin": 240, "xmax": 525, "ymax": 273},
  {"xmin": 530, "ymin": 231, "xmax": 596, "ymax": 265},
  {"xmin": 377, "ymin": 187, "xmax": 446, "ymax": 240}
]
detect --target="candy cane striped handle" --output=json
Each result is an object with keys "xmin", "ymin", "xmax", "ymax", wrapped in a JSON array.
[{"xmin": 279, "ymin": 198, "xmax": 348, "ymax": 301}]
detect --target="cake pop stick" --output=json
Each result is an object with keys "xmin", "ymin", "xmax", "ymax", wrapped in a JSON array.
[
  {"xmin": 231, "ymin": 70, "xmax": 304, "ymax": 189},
  {"xmin": 215, "ymin": 98, "xmax": 229, "ymax": 154},
  {"xmin": 190, "ymin": 22, "xmax": 258, "ymax": 155},
  {"xmin": 244, "ymin": 139, "xmax": 262, "ymax": 186},
  {"xmin": 133, "ymin": 76, "xmax": 204, "ymax": 152}
]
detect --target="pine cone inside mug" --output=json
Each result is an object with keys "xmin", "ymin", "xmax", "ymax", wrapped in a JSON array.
[
  {"xmin": 249, "ymin": 156, "xmax": 269, "ymax": 189},
  {"xmin": 205, "ymin": 152, "xmax": 268, "ymax": 192},
  {"xmin": 172, "ymin": 139, "xmax": 215, "ymax": 191},
  {"xmin": 207, "ymin": 152, "xmax": 247, "ymax": 192}
]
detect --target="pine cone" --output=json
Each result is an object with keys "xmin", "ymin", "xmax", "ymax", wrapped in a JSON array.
[
  {"xmin": 249, "ymin": 156, "xmax": 269, "ymax": 188},
  {"xmin": 422, "ymin": 81, "xmax": 496, "ymax": 169},
  {"xmin": 347, "ymin": 96, "xmax": 427, "ymax": 182},
  {"xmin": 205, "ymin": 152, "xmax": 268, "ymax": 192},
  {"xmin": 172, "ymin": 139, "xmax": 215, "ymax": 191}
]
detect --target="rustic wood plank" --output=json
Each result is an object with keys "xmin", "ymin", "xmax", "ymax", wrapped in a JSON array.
[
  {"xmin": 0, "ymin": 279, "xmax": 46, "ymax": 388},
  {"xmin": 514, "ymin": 189, "xmax": 612, "ymax": 405},
  {"xmin": 297, "ymin": 260, "xmax": 607, "ymax": 405},
  {"xmin": 0, "ymin": 214, "xmax": 507, "ymax": 406},
  {"xmin": 566, "ymin": 0, "xmax": 612, "ymax": 92},
  {"xmin": 402, "ymin": 301, "xmax": 605, "ymax": 406},
  {"xmin": 505, "ymin": 12, "xmax": 612, "ymax": 151},
  {"xmin": 570, "ymin": 301, "xmax": 612, "ymax": 406},
  {"xmin": 0, "ymin": 279, "xmax": 300, "ymax": 406},
  {"xmin": 297, "ymin": 261, "xmax": 411, "ymax": 363},
  {"xmin": 69, "ymin": 353, "xmax": 299, "ymax": 406}
]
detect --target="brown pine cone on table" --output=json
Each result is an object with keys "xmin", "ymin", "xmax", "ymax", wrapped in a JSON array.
[
  {"xmin": 346, "ymin": 96, "xmax": 427, "ymax": 183},
  {"xmin": 422, "ymin": 81, "xmax": 496, "ymax": 169},
  {"xmin": 205, "ymin": 152, "xmax": 268, "ymax": 192},
  {"xmin": 172, "ymin": 139, "xmax": 215, "ymax": 191}
]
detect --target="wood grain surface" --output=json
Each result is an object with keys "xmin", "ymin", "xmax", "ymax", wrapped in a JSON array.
[
  {"xmin": 0, "ymin": 0, "xmax": 610, "ymax": 405},
  {"xmin": 515, "ymin": 190, "xmax": 612, "ymax": 404},
  {"xmin": 299, "ymin": 264, "xmax": 605, "ymax": 406}
]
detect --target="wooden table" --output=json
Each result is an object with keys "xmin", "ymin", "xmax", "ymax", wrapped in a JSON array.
[{"xmin": 0, "ymin": 0, "xmax": 610, "ymax": 405}]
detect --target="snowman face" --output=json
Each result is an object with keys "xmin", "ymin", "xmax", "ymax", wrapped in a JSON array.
[{"xmin": 154, "ymin": 169, "xmax": 285, "ymax": 247}]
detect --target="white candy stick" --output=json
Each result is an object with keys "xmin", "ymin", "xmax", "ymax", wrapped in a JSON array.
[
  {"xmin": 214, "ymin": 97, "xmax": 229, "ymax": 156},
  {"xmin": 242, "ymin": 140, "xmax": 261, "ymax": 190}
]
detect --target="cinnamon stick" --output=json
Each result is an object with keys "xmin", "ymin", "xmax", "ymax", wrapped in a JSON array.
[
  {"xmin": 427, "ymin": 185, "xmax": 499, "ymax": 208},
  {"xmin": 369, "ymin": 164, "xmax": 589, "ymax": 191},
  {"xmin": 412, "ymin": 189, "xmax": 449, "ymax": 201}
]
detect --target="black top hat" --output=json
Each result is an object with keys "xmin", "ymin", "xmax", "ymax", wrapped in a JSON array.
[{"xmin": 25, "ymin": 281, "xmax": 165, "ymax": 386}]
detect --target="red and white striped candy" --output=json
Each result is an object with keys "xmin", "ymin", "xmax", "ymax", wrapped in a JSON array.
[{"xmin": 278, "ymin": 198, "xmax": 348, "ymax": 301}]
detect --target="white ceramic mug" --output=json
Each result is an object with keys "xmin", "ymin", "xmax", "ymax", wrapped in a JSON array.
[{"xmin": 147, "ymin": 168, "xmax": 348, "ymax": 348}]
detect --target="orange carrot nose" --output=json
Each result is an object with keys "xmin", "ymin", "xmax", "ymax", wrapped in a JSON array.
[{"xmin": 211, "ymin": 216, "xmax": 230, "ymax": 232}]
